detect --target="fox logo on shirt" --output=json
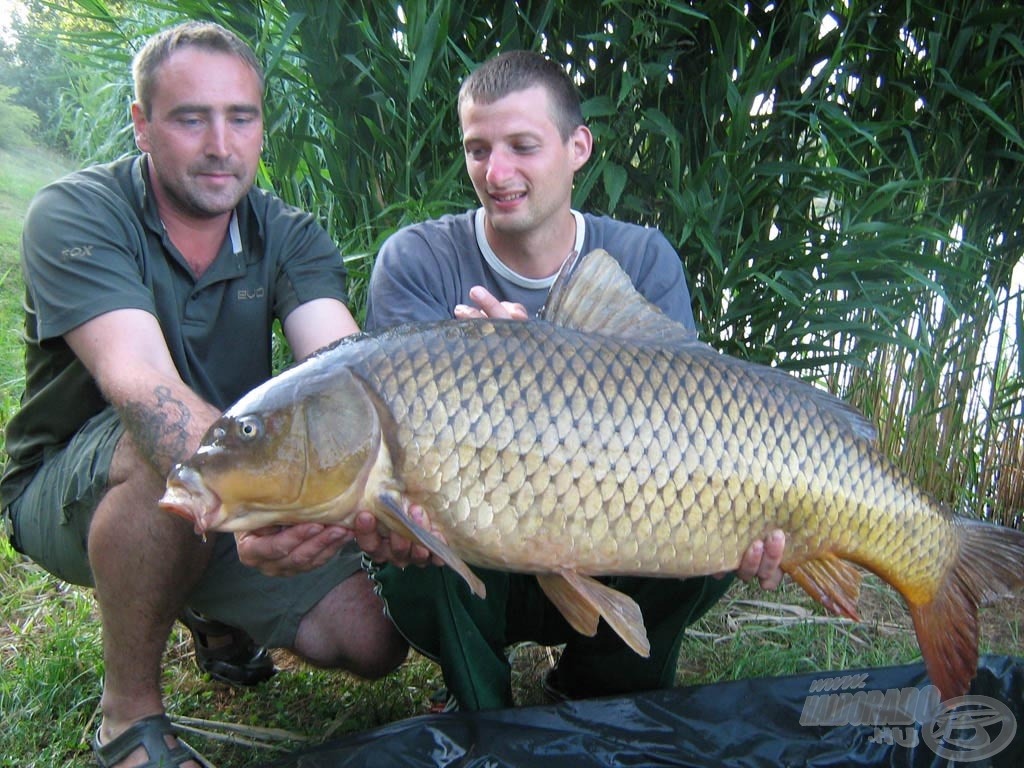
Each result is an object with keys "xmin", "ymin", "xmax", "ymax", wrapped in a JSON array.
[{"xmin": 61, "ymin": 245, "xmax": 94, "ymax": 261}]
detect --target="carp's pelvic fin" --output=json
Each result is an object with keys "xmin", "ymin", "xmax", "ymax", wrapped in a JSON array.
[
  {"xmin": 537, "ymin": 570, "xmax": 651, "ymax": 658},
  {"xmin": 375, "ymin": 494, "xmax": 486, "ymax": 598}
]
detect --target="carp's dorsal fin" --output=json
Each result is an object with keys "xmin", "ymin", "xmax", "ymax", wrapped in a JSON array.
[
  {"xmin": 540, "ymin": 249, "xmax": 696, "ymax": 343},
  {"xmin": 541, "ymin": 250, "xmax": 879, "ymax": 444},
  {"xmin": 375, "ymin": 494, "xmax": 487, "ymax": 598},
  {"xmin": 785, "ymin": 553, "xmax": 863, "ymax": 621},
  {"xmin": 537, "ymin": 570, "xmax": 651, "ymax": 657}
]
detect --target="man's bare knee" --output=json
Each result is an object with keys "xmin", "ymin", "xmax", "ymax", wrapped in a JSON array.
[{"xmin": 294, "ymin": 573, "xmax": 408, "ymax": 678}]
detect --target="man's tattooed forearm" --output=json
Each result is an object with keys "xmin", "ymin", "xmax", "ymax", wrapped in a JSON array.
[{"xmin": 119, "ymin": 385, "xmax": 193, "ymax": 473}]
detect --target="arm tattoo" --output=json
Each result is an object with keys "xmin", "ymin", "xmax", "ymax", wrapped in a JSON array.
[{"xmin": 119, "ymin": 385, "xmax": 194, "ymax": 475}]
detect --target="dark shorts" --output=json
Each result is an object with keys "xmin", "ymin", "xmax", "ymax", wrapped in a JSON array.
[{"xmin": 5, "ymin": 407, "xmax": 361, "ymax": 649}]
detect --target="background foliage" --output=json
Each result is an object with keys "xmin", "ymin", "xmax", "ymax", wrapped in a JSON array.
[{"xmin": 1, "ymin": 0, "xmax": 1022, "ymax": 517}]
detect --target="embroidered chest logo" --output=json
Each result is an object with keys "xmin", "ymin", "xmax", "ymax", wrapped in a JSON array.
[
  {"xmin": 237, "ymin": 287, "xmax": 266, "ymax": 301},
  {"xmin": 61, "ymin": 245, "xmax": 94, "ymax": 261}
]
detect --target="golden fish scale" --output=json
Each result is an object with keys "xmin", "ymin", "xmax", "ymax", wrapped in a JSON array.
[{"xmin": 360, "ymin": 321, "xmax": 955, "ymax": 595}]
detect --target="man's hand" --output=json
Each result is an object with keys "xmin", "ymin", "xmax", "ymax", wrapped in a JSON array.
[
  {"xmin": 454, "ymin": 286, "xmax": 528, "ymax": 320},
  {"xmin": 354, "ymin": 506, "xmax": 445, "ymax": 569},
  {"xmin": 730, "ymin": 530, "xmax": 786, "ymax": 590},
  {"xmin": 236, "ymin": 523, "xmax": 353, "ymax": 578}
]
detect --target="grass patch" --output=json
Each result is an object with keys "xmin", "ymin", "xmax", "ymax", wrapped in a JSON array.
[
  {"xmin": 678, "ymin": 578, "xmax": 922, "ymax": 685},
  {"xmin": 1, "ymin": 540, "xmax": 103, "ymax": 766}
]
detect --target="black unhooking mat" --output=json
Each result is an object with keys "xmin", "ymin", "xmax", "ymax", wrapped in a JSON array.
[{"xmin": 265, "ymin": 655, "xmax": 1023, "ymax": 768}]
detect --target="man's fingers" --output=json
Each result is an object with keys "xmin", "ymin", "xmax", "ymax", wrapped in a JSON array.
[
  {"xmin": 468, "ymin": 285, "xmax": 505, "ymax": 316},
  {"xmin": 353, "ymin": 504, "xmax": 448, "ymax": 569},
  {"xmin": 453, "ymin": 304, "xmax": 482, "ymax": 319},
  {"xmin": 734, "ymin": 530, "xmax": 786, "ymax": 590},
  {"xmin": 235, "ymin": 524, "xmax": 352, "ymax": 577},
  {"xmin": 757, "ymin": 530, "xmax": 785, "ymax": 590},
  {"xmin": 457, "ymin": 286, "xmax": 528, "ymax": 320},
  {"xmin": 735, "ymin": 539, "xmax": 764, "ymax": 582}
]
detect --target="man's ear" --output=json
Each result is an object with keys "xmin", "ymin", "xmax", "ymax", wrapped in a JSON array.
[
  {"xmin": 569, "ymin": 124, "xmax": 593, "ymax": 171},
  {"xmin": 130, "ymin": 102, "xmax": 150, "ymax": 152}
]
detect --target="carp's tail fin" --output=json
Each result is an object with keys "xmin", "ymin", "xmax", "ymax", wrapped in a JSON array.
[{"xmin": 907, "ymin": 518, "xmax": 1024, "ymax": 700}]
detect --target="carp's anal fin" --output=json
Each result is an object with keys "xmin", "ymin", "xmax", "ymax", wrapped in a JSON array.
[
  {"xmin": 537, "ymin": 570, "xmax": 651, "ymax": 658},
  {"xmin": 375, "ymin": 494, "xmax": 486, "ymax": 598},
  {"xmin": 786, "ymin": 553, "xmax": 863, "ymax": 621}
]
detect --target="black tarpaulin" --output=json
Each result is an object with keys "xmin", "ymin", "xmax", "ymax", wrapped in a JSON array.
[{"xmin": 266, "ymin": 655, "xmax": 1023, "ymax": 768}]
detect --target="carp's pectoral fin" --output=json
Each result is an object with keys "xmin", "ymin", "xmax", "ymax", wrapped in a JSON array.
[
  {"xmin": 786, "ymin": 553, "xmax": 862, "ymax": 621},
  {"xmin": 375, "ymin": 494, "xmax": 487, "ymax": 598},
  {"xmin": 537, "ymin": 571, "xmax": 651, "ymax": 658}
]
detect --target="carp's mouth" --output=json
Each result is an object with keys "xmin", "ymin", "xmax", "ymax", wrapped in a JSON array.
[
  {"xmin": 159, "ymin": 463, "xmax": 321, "ymax": 535},
  {"xmin": 159, "ymin": 464, "xmax": 225, "ymax": 538}
]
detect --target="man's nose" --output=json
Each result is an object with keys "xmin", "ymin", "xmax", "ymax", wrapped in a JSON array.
[
  {"xmin": 485, "ymin": 148, "xmax": 514, "ymax": 185},
  {"xmin": 204, "ymin": 118, "xmax": 230, "ymax": 157}
]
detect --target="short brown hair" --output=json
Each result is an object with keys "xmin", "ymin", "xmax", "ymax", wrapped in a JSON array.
[
  {"xmin": 132, "ymin": 21, "xmax": 264, "ymax": 118},
  {"xmin": 458, "ymin": 50, "xmax": 584, "ymax": 140}
]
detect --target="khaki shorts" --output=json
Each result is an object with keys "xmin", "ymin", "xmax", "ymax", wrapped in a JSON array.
[{"xmin": 6, "ymin": 407, "xmax": 361, "ymax": 649}]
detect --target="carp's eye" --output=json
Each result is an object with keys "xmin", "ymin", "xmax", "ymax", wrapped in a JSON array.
[{"xmin": 236, "ymin": 416, "xmax": 263, "ymax": 441}]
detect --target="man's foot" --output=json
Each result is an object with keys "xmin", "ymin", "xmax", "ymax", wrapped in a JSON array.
[
  {"xmin": 179, "ymin": 608, "xmax": 275, "ymax": 686},
  {"xmin": 93, "ymin": 713, "xmax": 209, "ymax": 767}
]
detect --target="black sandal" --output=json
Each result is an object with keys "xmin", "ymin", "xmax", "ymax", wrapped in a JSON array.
[
  {"xmin": 93, "ymin": 713, "xmax": 210, "ymax": 767},
  {"xmin": 179, "ymin": 608, "xmax": 275, "ymax": 687}
]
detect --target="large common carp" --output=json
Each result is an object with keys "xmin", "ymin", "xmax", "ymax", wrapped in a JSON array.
[{"xmin": 161, "ymin": 249, "xmax": 1024, "ymax": 700}]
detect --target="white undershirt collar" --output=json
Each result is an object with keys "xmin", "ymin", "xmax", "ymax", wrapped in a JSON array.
[{"xmin": 475, "ymin": 208, "xmax": 585, "ymax": 289}]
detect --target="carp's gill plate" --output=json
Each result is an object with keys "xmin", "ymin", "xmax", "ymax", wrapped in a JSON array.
[{"xmin": 160, "ymin": 248, "xmax": 1024, "ymax": 700}]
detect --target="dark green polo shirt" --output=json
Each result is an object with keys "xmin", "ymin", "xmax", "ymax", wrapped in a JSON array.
[{"xmin": 1, "ymin": 154, "xmax": 349, "ymax": 500}]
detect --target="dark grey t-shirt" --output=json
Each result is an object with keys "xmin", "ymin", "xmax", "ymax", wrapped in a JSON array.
[
  {"xmin": 366, "ymin": 208, "xmax": 694, "ymax": 330},
  {"xmin": 2, "ymin": 154, "xmax": 348, "ymax": 499}
]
